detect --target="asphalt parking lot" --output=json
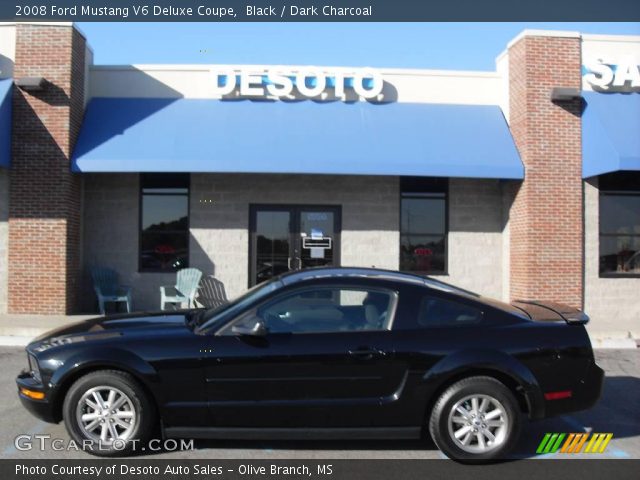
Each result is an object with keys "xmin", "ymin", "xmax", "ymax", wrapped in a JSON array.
[{"xmin": 0, "ymin": 347, "xmax": 638, "ymax": 460}]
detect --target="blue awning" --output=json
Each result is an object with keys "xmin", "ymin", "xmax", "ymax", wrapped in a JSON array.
[
  {"xmin": 72, "ymin": 98, "xmax": 523, "ymax": 179},
  {"xmin": 583, "ymin": 92, "xmax": 640, "ymax": 178},
  {"xmin": 0, "ymin": 79, "xmax": 11, "ymax": 168}
]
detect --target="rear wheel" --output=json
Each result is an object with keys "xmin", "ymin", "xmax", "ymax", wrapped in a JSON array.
[
  {"xmin": 62, "ymin": 370, "xmax": 155, "ymax": 456},
  {"xmin": 429, "ymin": 376, "xmax": 521, "ymax": 462}
]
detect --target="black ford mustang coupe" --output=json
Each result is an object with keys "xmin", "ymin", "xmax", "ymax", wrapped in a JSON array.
[{"xmin": 17, "ymin": 267, "xmax": 603, "ymax": 461}]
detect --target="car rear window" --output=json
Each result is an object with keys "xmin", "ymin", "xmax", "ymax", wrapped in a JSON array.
[{"xmin": 417, "ymin": 296, "xmax": 483, "ymax": 327}]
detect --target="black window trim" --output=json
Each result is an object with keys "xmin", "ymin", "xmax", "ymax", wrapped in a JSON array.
[
  {"xmin": 399, "ymin": 177, "xmax": 449, "ymax": 276},
  {"xmin": 138, "ymin": 173, "xmax": 191, "ymax": 273},
  {"xmin": 217, "ymin": 284, "xmax": 400, "ymax": 335},
  {"xmin": 598, "ymin": 177, "xmax": 640, "ymax": 279}
]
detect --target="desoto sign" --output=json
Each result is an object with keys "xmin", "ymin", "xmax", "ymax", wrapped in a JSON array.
[
  {"xmin": 583, "ymin": 57, "xmax": 640, "ymax": 89},
  {"xmin": 211, "ymin": 68, "xmax": 384, "ymax": 99}
]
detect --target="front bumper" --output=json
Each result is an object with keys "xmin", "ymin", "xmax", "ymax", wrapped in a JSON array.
[{"xmin": 16, "ymin": 371, "xmax": 59, "ymax": 423}]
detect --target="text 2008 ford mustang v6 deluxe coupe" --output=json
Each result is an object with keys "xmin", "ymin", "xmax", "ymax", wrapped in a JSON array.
[{"xmin": 17, "ymin": 267, "xmax": 603, "ymax": 461}]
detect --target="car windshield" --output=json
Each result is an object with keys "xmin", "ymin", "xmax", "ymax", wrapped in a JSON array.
[{"xmin": 194, "ymin": 279, "xmax": 282, "ymax": 332}]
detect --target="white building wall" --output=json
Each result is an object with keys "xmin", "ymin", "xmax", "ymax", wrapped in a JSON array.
[
  {"xmin": 88, "ymin": 64, "xmax": 503, "ymax": 106},
  {"xmin": 81, "ymin": 174, "xmax": 507, "ymax": 312},
  {"xmin": 581, "ymin": 34, "xmax": 640, "ymax": 92},
  {"xmin": 584, "ymin": 179, "xmax": 640, "ymax": 339},
  {"xmin": 494, "ymin": 51, "xmax": 510, "ymax": 123},
  {"xmin": 190, "ymin": 174, "xmax": 400, "ymax": 300},
  {"xmin": 82, "ymin": 173, "xmax": 401, "ymax": 311},
  {"xmin": 432, "ymin": 179, "xmax": 506, "ymax": 300}
]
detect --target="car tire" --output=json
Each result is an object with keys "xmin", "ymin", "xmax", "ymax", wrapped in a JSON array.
[
  {"xmin": 429, "ymin": 376, "xmax": 521, "ymax": 462},
  {"xmin": 62, "ymin": 370, "xmax": 156, "ymax": 457}
]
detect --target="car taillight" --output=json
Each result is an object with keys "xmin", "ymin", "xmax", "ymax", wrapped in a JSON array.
[{"xmin": 544, "ymin": 390, "xmax": 573, "ymax": 400}]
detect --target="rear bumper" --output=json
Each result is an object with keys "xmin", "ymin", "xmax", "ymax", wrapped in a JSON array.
[
  {"xmin": 577, "ymin": 361, "xmax": 605, "ymax": 409},
  {"xmin": 16, "ymin": 372, "xmax": 58, "ymax": 424},
  {"xmin": 543, "ymin": 361, "xmax": 604, "ymax": 418}
]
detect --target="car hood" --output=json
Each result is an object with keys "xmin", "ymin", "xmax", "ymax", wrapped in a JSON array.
[{"xmin": 28, "ymin": 310, "xmax": 196, "ymax": 352}]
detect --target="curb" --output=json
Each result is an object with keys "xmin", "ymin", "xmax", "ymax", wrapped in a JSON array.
[
  {"xmin": 0, "ymin": 336, "xmax": 34, "ymax": 347},
  {"xmin": 590, "ymin": 337, "xmax": 638, "ymax": 349}
]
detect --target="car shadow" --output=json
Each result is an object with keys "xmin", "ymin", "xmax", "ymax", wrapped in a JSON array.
[
  {"xmin": 192, "ymin": 437, "xmax": 438, "ymax": 453},
  {"xmin": 130, "ymin": 437, "xmax": 438, "ymax": 457},
  {"xmin": 513, "ymin": 375, "xmax": 640, "ymax": 459}
]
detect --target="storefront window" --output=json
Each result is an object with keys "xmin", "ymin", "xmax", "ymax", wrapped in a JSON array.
[
  {"xmin": 599, "ymin": 172, "xmax": 640, "ymax": 276},
  {"xmin": 400, "ymin": 177, "xmax": 447, "ymax": 274},
  {"xmin": 140, "ymin": 174, "xmax": 189, "ymax": 272}
]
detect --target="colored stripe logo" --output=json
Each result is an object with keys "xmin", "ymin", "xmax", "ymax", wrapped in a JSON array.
[
  {"xmin": 536, "ymin": 433, "xmax": 566, "ymax": 453},
  {"xmin": 536, "ymin": 433, "xmax": 613, "ymax": 454}
]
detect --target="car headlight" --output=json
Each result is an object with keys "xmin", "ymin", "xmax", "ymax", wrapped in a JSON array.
[{"xmin": 27, "ymin": 354, "xmax": 42, "ymax": 383}]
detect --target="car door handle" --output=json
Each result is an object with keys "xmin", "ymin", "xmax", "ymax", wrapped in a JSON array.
[{"xmin": 348, "ymin": 348, "xmax": 386, "ymax": 359}]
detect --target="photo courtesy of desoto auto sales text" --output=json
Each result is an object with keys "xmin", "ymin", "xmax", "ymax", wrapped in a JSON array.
[{"xmin": 0, "ymin": 1, "xmax": 638, "ymax": 479}]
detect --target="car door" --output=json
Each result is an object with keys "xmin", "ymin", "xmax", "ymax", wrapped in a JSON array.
[
  {"xmin": 386, "ymin": 286, "xmax": 496, "ymax": 426},
  {"xmin": 202, "ymin": 282, "xmax": 409, "ymax": 428}
]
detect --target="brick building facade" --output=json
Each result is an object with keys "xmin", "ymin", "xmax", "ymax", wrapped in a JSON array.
[
  {"xmin": 508, "ymin": 34, "xmax": 584, "ymax": 308},
  {"xmin": 0, "ymin": 24, "xmax": 638, "ymax": 338},
  {"xmin": 8, "ymin": 24, "xmax": 85, "ymax": 313}
]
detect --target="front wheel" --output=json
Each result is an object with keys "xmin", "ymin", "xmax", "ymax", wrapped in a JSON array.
[
  {"xmin": 429, "ymin": 376, "xmax": 521, "ymax": 462},
  {"xmin": 62, "ymin": 370, "xmax": 155, "ymax": 456}
]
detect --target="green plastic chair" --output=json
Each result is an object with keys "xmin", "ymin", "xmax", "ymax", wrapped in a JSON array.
[
  {"xmin": 196, "ymin": 276, "xmax": 229, "ymax": 308},
  {"xmin": 160, "ymin": 268, "xmax": 203, "ymax": 310},
  {"xmin": 90, "ymin": 267, "xmax": 132, "ymax": 315}
]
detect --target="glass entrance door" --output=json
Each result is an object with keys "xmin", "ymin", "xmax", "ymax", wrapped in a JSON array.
[{"xmin": 250, "ymin": 205, "xmax": 341, "ymax": 286}]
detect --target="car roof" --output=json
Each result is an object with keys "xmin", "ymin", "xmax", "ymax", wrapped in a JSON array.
[
  {"xmin": 273, "ymin": 267, "xmax": 536, "ymax": 319},
  {"xmin": 280, "ymin": 267, "xmax": 423, "ymax": 285},
  {"xmin": 278, "ymin": 267, "xmax": 479, "ymax": 297}
]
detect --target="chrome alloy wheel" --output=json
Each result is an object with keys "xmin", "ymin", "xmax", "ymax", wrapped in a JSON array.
[
  {"xmin": 75, "ymin": 386, "xmax": 137, "ymax": 444},
  {"xmin": 447, "ymin": 394, "xmax": 509, "ymax": 454}
]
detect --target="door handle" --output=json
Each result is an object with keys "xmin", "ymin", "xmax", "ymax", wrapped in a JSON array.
[{"xmin": 348, "ymin": 347, "xmax": 386, "ymax": 359}]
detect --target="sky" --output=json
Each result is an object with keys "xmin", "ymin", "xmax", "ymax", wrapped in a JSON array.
[{"xmin": 76, "ymin": 22, "xmax": 640, "ymax": 71}]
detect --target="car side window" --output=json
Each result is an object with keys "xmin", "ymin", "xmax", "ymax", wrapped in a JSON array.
[
  {"xmin": 417, "ymin": 296, "xmax": 483, "ymax": 328},
  {"xmin": 246, "ymin": 287, "xmax": 396, "ymax": 334}
]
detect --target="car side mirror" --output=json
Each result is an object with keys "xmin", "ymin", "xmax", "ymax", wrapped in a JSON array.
[{"xmin": 231, "ymin": 318, "xmax": 267, "ymax": 337}]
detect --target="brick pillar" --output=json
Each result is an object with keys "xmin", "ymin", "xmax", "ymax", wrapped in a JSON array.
[
  {"xmin": 8, "ymin": 24, "xmax": 86, "ymax": 314},
  {"xmin": 508, "ymin": 33, "xmax": 583, "ymax": 308}
]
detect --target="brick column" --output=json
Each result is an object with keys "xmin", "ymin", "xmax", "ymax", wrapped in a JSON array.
[
  {"xmin": 508, "ymin": 33, "xmax": 583, "ymax": 308},
  {"xmin": 8, "ymin": 24, "xmax": 86, "ymax": 314}
]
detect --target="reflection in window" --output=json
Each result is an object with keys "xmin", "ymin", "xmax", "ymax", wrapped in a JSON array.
[
  {"xmin": 140, "ymin": 174, "xmax": 189, "ymax": 272},
  {"xmin": 255, "ymin": 211, "xmax": 291, "ymax": 284},
  {"xmin": 251, "ymin": 287, "xmax": 395, "ymax": 334},
  {"xmin": 599, "ymin": 172, "xmax": 640, "ymax": 276},
  {"xmin": 400, "ymin": 177, "xmax": 447, "ymax": 274},
  {"xmin": 417, "ymin": 296, "xmax": 482, "ymax": 328}
]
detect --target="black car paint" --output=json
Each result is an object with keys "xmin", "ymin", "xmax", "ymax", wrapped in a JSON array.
[{"xmin": 16, "ymin": 268, "xmax": 603, "ymax": 438}]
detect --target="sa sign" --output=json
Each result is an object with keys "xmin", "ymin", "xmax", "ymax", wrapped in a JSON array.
[{"xmin": 583, "ymin": 57, "xmax": 640, "ymax": 90}]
